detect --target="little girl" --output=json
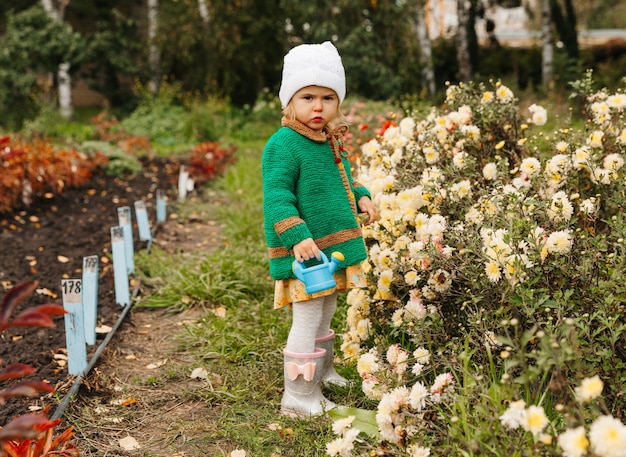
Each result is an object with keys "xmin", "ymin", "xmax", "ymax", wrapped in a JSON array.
[{"xmin": 262, "ymin": 41, "xmax": 378, "ymax": 417}]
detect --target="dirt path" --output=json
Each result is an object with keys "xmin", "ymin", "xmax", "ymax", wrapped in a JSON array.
[{"xmin": 67, "ymin": 217, "xmax": 233, "ymax": 456}]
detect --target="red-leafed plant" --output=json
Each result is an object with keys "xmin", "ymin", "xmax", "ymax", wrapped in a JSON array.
[
  {"xmin": 0, "ymin": 135, "xmax": 109, "ymax": 213},
  {"xmin": 187, "ymin": 141, "xmax": 237, "ymax": 185},
  {"xmin": 0, "ymin": 281, "xmax": 78, "ymax": 456}
]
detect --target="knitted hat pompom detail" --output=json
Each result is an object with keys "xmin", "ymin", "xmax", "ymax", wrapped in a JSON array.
[{"xmin": 278, "ymin": 41, "xmax": 346, "ymax": 108}]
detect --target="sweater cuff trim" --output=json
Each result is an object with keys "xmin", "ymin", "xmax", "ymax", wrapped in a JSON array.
[
  {"xmin": 274, "ymin": 216, "xmax": 305, "ymax": 236},
  {"xmin": 267, "ymin": 227, "xmax": 363, "ymax": 259}
]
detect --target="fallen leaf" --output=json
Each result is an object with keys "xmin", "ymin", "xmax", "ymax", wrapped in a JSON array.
[
  {"xmin": 121, "ymin": 398, "xmax": 139, "ymax": 407},
  {"xmin": 190, "ymin": 367, "xmax": 208, "ymax": 380},
  {"xmin": 96, "ymin": 325, "xmax": 113, "ymax": 334},
  {"xmin": 212, "ymin": 306, "xmax": 227, "ymax": 318},
  {"xmin": 36, "ymin": 287, "xmax": 57, "ymax": 299},
  {"xmin": 146, "ymin": 360, "xmax": 167, "ymax": 369},
  {"xmin": 57, "ymin": 255, "xmax": 70, "ymax": 263},
  {"xmin": 119, "ymin": 435, "xmax": 140, "ymax": 451},
  {"xmin": 124, "ymin": 354, "xmax": 137, "ymax": 360}
]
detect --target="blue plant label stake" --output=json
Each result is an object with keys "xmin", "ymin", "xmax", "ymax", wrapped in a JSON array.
[
  {"xmin": 82, "ymin": 255, "xmax": 98, "ymax": 345},
  {"xmin": 61, "ymin": 279, "xmax": 88, "ymax": 376},
  {"xmin": 117, "ymin": 206, "xmax": 135, "ymax": 274},
  {"xmin": 111, "ymin": 226, "xmax": 130, "ymax": 307},
  {"xmin": 134, "ymin": 200, "xmax": 152, "ymax": 242},
  {"xmin": 156, "ymin": 189, "xmax": 167, "ymax": 224}
]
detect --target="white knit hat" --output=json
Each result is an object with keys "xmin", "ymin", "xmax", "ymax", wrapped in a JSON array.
[{"xmin": 278, "ymin": 41, "xmax": 346, "ymax": 108}]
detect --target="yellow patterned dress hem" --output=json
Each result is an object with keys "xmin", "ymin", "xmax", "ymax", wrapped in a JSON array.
[{"xmin": 273, "ymin": 263, "xmax": 367, "ymax": 310}]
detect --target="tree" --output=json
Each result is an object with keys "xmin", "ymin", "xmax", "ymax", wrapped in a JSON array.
[
  {"xmin": 147, "ymin": 0, "xmax": 160, "ymax": 92},
  {"xmin": 456, "ymin": 0, "xmax": 472, "ymax": 82},
  {"xmin": 549, "ymin": 0, "xmax": 579, "ymax": 60},
  {"xmin": 0, "ymin": 5, "xmax": 83, "ymax": 128},
  {"xmin": 40, "ymin": 0, "xmax": 74, "ymax": 119},
  {"xmin": 541, "ymin": 0, "xmax": 554, "ymax": 88},
  {"xmin": 415, "ymin": 0, "xmax": 435, "ymax": 96}
]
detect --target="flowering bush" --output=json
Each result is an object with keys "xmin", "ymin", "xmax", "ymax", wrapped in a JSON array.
[
  {"xmin": 329, "ymin": 74, "xmax": 626, "ymax": 456},
  {"xmin": 187, "ymin": 141, "xmax": 238, "ymax": 185},
  {"xmin": 0, "ymin": 135, "xmax": 108, "ymax": 213}
]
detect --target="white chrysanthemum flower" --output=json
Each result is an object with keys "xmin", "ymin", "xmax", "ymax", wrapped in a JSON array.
[
  {"xmin": 547, "ymin": 191, "xmax": 574, "ymax": 222},
  {"xmin": 496, "ymin": 84, "xmax": 514, "ymax": 102},
  {"xmin": 603, "ymin": 153, "xmax": 624, "ymax": 171},
  {"xmin": 409, "ymin": 382, "xmax": 429, "ymax": 411},
  {"xmin": 428, "ymin": 214, "xmax": 447, "ymax": 239},
  {"xmin": 461, "ymin": 124, "xmax": 481, "ymax": 141},
  {"xmin": 450, "ymin": 179, "xmax": 472, "ymax": 201},
  {"xmin": 377, "ymin": 269, "xmax": 394, "ymax": 293},
  {"xmin": 558, "ymin": 426, "xmax": 590, "ymax": 457},
  {"xmin": 399, "ymin": 117, "xmax": 416, "ymax": 137},
  {"xmin": 458, "ymin": 105, "xmax": 473, "ymax": 124},
  {"xmin": 465, "ymin": 207, "xmax": 484, "ymax": 225},
  {"xmin": 332, "ymin": 416, "xmax": 356, "ymax": 436},
  {"xmin": 428, "ymin": 269, "xmax": 452, "ymax": 293},
  {"xmin": 617, "ymin": 128, "xmax": 626, "ymax": 145},
  {"xmin": 481, "ymin": 91, "xmax": 494, "ymax": 103},
  {"xmin": 423, "ymin": 145, "xmax": 440, "ymax": 164},
  {"xmin": 555, "ymin": 141, "xmax": 569, "ymax": 153},
  {"xmin": 521, "ymin": 405, "xmax": 549, "ymax": 436},
  {"xmin": 361, "ymin": 139, "xmax": 381, "ymax": 158},
  {"xmin": 407, "ymin": 445, "xmax": 431, "ymax": 457},
  {"xmin": 589, "ymin": 415, "xmax": 626, "ymax": 457},
  {"xmin": 430, "ymin": 372, "xmax": 454, "ymax": 396},
  {"xmin": 357, "ymin": 351, "xmax": 380, "ymax": 376},
  {"xmin": 579, "ymin": 197, "xmax": 597, "ymax": 215},
  {"xmin": 356, "ymin": 318, "xmax": 371, "ymax": 341},
  {"xmin": 575, "ymin": 375, "xmax": 604, "ymax": 402},
  {"xmin": 404, "ymin": 270, "xmax": 419, "ymax": 286},
  {"xmin": 446, "ymin": 84, "xmax": 460, "ymax": 102},
  {"xmin": 453, "ymin": 151, "xmax": 469, "ymax": 169},
  {"xmin": 573, "ymin": 146, "xmax": 591, "ymax": 169},
  {"xmin": 485, "ymin": 260, "xmax": 502, "ymax": 283},
  {"xmin": 591, "ymin": 101, "xmax": 610, "ymax": 116},
  {"xmin": 413, "ymin": 347, "xmax": 430, "ymax": 364},
  {"xmin": 412, "ymin": 362, "xmax": 425, "ymax": 376},
  {"xmin": 528, "ymin": 103, "xmax": 548, "ymax": 125},
  {"xmin": 405, "ymin": 296, "xmax": 426, "ymax": 319},
  {"xmin": 545, "ymin": 230, "xmax": 573, "ymax": 255},
  {"xmin": 519, "ymin": 157, "xmax": 542, "ymax": 178},
  {"xmin": 326, "ymin": 427, "xmax": 359, "ymax": 457},
  {"xmin": 607, "ymin": 93, "xmax": 626, "ymax": 110},
  {"xmin": 499, "ymin": 399, "xmax": 526, "ymax": 429},
  {"xmin": 362, "ymin": 374, "xmax": 384, "ymax": 400},
  {"xmin": 483, "ymin": 162, "xmax": 498, "ymax": 180},
  {"xmin": 391, "ymin": 308, "xmax": 404, "ymax": 327},
  {"xmin": 588, "ymin": 130, "xmax": 605, "ymax": 148},
  {"xmin": 592, "ymin": 167, "xmax": 612, "ymax": 185}
]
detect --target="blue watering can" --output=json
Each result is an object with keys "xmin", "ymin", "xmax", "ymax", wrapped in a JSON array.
[{"xmin": 292, "ymin": 251, "xmax": 344, "ymax": 294}]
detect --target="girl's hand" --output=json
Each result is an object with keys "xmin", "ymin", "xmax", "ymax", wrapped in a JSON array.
[
  {"xmin": 293, "ymin": 238, "xmax": 321, "ymax": 262},
  {"xmin": 358, "ymin": 196, "xmax": 379, "ymax": 226}
]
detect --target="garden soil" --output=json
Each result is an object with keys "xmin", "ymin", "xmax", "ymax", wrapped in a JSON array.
[{"xmin": 1, "ymin": 158, "xmax": 229, "ymax": 456}]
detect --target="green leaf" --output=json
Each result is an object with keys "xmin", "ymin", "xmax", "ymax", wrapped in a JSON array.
[{"xmin": 328, "ymin": 407, "xmax": 380, "ymax": 438}]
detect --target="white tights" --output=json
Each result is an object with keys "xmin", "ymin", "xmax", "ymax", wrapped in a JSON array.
[{"xmin": 285, "ymin": 291, "xmax": 338, "ymax": 354}]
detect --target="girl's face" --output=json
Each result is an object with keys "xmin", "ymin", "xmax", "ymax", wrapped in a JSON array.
[{"xmin": 290, "ymin": 85, "xmax": 339, "ymax": 132}]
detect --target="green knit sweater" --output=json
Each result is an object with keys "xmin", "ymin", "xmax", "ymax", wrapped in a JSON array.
[{"xmin": 262, "ymin": 122, "xmax": 371, "ymax": 280}]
